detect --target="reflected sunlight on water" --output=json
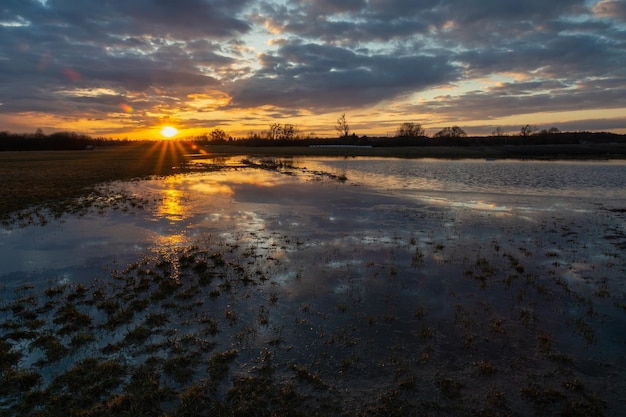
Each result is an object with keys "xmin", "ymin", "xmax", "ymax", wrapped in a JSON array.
[
  {"xmin": 151, "ymin": 232, "xmax": 188, "ymax": 248},
  {"xmin": 158, "ymin": 187, "xmax": 186, "ymax": 221}
]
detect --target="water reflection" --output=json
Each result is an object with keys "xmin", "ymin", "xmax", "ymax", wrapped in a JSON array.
[
  {"xmin": 299, "ymin": 157, "xmax": 626, "ymax": 200},
  {"xmin": 191, "ymin": 182, "xmax": 234, "ymax": 197},
  {"xmin": 151, "ymin": 232, "xmax": 188, "ymax": 249},
  {"xmin": 1, "ymin": 158, "xmax": 626, "ymax": 413},
  {"xmin": 158, "ymin": 187, "xmax": 186, "ymax": 222},
  {"xmin": 2, "ymin": 160, "xmax": 624, "ymax": 287},
  {"xmin": 153, "ymin": 168, "xmax": 302, "ymax": 223},
  {"xmin": 420, "ymin": 195, "xmax": 511, "ymax": 212}
]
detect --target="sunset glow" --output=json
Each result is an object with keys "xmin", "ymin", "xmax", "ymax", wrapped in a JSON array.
[
  {"xmin": 160, "ymin": 126, "xmax": 178, "ymax": 138},
  {"xmin": 1, "ymin": 1, "xmax": 625, "ymax": 138}
]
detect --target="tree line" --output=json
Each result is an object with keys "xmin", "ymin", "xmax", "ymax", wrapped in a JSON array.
[
  {"xmin": 2, "ymin": 119, "xmax": 625, "ymax": 151},
  {"xmin": 193, "ymin": 116, "xmax": 625, "ymax": 148},
  {"xmin": 0, "ymin": 130, "xmax": 126, "ymax": 151}
]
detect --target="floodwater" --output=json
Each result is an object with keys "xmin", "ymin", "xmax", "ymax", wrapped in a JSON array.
[{"xmin": 1, "ymin": 157, "xmax": 626, "ymax": 414}]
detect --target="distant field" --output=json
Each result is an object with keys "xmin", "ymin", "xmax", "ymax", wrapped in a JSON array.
[{"xmin": 2, "ymin": 142, "xmax": 625, "ymax": 220}]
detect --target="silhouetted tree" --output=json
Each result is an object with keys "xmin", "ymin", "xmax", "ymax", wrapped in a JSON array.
[
  {"xmin": 279, "ymin": 124, "xmax": 297, "ymax": 140},
  {"xmin": 210, "ymin": 128, "xmax": 227, "ymax": 142},
  {"xmin": 0, "ymin": 130, "xmax": 121, "ymax": 151},
  {"xmin": 397, "ymin": 122, "xmax": 425, "ymax": 137},
  {"xmin": 267, "ymin": 123, "xmax": 282, "ymax": 140},
  {"xmin": 491, "ymin": 127, "xmax": 507, "ymax": 137},
  {"xmin": 336, "ymin": 114, "xmax": 350, "ymax": 138},
  {"xmin": 434, "ymin": 126, "xmax": 467, "ymax": 138},
  {"xmin": 520, "ymin": 124, "xmax": 537, "ymax": 136}
]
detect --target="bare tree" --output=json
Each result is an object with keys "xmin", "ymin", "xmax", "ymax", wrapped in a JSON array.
[
  {"xmin": 210, "ymin": 128, "xmax": 227, "ymax": 142},
  {"xmin": 539, "ymin": 127, "xmax": 561, "ymax": 136},
  {"xmin": 268, "ymin": 123, "xmax": 282, "ymax": 140},
  {"xmin": 397, "ymin": 122, "xmax": 425, "ymax": 137},
  {"xmin": 336, "ymin": 114, "xmax": 350, "ymax": 138},
  {"xmin": 434, "ymin": 126, "xmax": 467, "ymax": 138},
  {"xmin": 280, "ymin": 123, "xmax": 296, "ymax": 140},
  {"xmin": 491, "ymin": 127, "xmax": 507, "ymax": 137},
  {"xmin": 520, "ymin": 124, "xmax": 537, "ymax": 136}
]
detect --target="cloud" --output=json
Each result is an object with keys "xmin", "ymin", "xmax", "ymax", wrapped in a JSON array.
[
  {"xmin": 409, "ymin": 76, "xmax": 626, "ymax": 125},
  {"xmin": 298, "ymin": 0, "xmax": 367, "ymax": 14},
  {"xmin": 1, "ymin": 0, "xmax": 625, "ymax": 136},
  {"xmin": 42, "ymin": 0, "xmax": 252, "ymax": 38},
  {"xmin": 593, "ymin": 0, "xmax": 626, "ymax": 21},
  {"xmin": 232, "ymin": 0, "xmax": 626, "ymax": 116},
  {"xmin": 0, "ymin": 0, "xmax": 247, "ymax": 118},
  {"xmin": 227, "ymin": 40, "xmax": 458, "ymax": 110}
]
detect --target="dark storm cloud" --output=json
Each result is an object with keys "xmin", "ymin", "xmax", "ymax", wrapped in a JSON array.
[
  {"xmin": 264, "ymin": 0, "xmax": 583, "ymax": 45},
  {"xmin": 296, "ymin": 0, "xmax": 367, "ymax": 14},
  {"xmin": 458, "ymin": 29, "xmax": 625, "ymax": 80},
  {"xmin": 0, "ymin": 0, "xmax": 251, "ymax": 117},
  {"xmin": 44, "ymin": 0, "xmax": 251, "ymax": 38},
  {"xmin": 411, "ymin": 76, "xmax": 626, "ymax": 123},
  {"xmin": 258, "ymin": 0, "xmax": 431, "ymax": 44},
  {"xmin": 231, "ymin": 0, "xmax": 626, "ymax": 117},
  {"xmin": 227, "ymin": 40, "xmax": 458, "ymax": 109}
]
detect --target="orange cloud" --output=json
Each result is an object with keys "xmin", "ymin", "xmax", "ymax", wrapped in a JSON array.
[
  {"xmin": 119, "ymin": 103, "xmax": 134, "ymax": 113},
  {"xmin": 62, "ymin": 67, "xmax": 81, "ymax": 82}
]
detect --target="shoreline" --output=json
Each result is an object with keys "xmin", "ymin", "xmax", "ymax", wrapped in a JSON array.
[{"xmin": 202, "ymin": 143, "xmax": 626, "ymax": 159}]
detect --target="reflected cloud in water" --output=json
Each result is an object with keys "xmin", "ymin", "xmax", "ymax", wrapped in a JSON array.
[{"xmin": 2, "ymin": 159, "xmax": 624, "ymax": 288}]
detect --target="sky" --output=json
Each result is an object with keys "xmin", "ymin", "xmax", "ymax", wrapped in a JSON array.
[{"xmin": 1, "ymin": 0, "xmax": 625, "ymax": 139}]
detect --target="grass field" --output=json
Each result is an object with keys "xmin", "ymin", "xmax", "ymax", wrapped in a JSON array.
[{"xmin": 0, "ymin": 142, "xmax": 194, "ymax": 221}]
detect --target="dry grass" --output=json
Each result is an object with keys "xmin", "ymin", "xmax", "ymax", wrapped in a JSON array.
[{"xmin": 0, "ymin": 142, "xmax": 194, "ymax": 219}]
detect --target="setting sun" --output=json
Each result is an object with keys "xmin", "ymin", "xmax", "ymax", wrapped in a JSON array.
[{"xmin": 160, "ymin": 126, "xmax": 178, "ymax": 138}]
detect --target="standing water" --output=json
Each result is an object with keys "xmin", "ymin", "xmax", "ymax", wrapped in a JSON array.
[{"xmin": 1, "ymin": 157, "xmax": 625, "ymax": 415}]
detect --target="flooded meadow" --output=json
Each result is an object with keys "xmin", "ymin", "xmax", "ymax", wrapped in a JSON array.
[{"xmin": 1, "ymin": 156, "xmax": 625, "ymax": 416}]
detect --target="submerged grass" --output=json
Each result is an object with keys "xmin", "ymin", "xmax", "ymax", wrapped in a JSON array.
[{"xmin": 1, "ymin": 229, "xmax": 620, "ymax": 415}]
